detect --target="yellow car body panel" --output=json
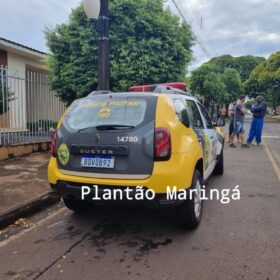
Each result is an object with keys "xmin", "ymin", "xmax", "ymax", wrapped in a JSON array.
[
  {"xmin": 216, "ymin": 126, "xmax": 225, "ymax": 138},
  {"xmin": 48, "ymin": 94, "xmax": 204, "ymax": 193}
]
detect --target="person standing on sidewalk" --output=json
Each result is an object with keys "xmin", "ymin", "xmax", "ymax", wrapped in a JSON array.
[
  {"xmin": 227, "ymin": 99, "xmax": 240, "ymax": 143},
  {"xmin": 229, "ymin": 94, "xmax": 249, "ymax": 148},
  {"xmin": 219, "ymin": 105, "xmax": 227, "ymax": 120},
  {"xmin": 246, "ymin": 96, "xmax": 267, "ymax": 146}
]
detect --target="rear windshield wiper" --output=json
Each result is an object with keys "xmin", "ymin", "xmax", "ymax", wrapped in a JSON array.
[
  {"xmin": 77, "ymin": 126, "xmax": 97, "ymax": 133},
  {"xmin": 77, "ymin": 124, "xmax": 135, "ymax": 133},
  {"xmin": 96, "ymin": 124, "xmax": 135, "ymax": 131}
]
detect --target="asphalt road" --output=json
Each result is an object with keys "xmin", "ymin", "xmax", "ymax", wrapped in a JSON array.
[{"xmin": 0, "ymin": 121, "xmax": 279, "ymax": 280}]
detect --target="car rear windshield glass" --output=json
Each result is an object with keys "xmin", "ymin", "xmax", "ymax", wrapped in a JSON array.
[{"xmin": 65, "ymin": 97, "xmax": 147, "ymax": 130}]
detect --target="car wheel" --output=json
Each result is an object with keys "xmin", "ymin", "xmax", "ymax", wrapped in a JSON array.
[
  {"xmin": 63, "ymin": 197, "xmax": 87, "ymax": 212},
  {"xmin": 213, "ymin": 150, "xmax": 224, "ymax": 175},
  {"xmin": 175, "ymin": 170, "xmax": 203, "ymax": 229}
]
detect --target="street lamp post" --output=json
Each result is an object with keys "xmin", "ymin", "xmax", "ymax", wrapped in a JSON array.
[
  {"xmin": 83, "ymin": 0, "xmax": 110, "ymax": 91},
  {"xmin": 98, "ymin": 0, "xmax": 110, "ymax": 90}
]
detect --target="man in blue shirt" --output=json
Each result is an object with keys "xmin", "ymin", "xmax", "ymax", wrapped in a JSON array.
[{"xmin": 247, "ymin": 96, "xmax": 267, "ymax": 146}]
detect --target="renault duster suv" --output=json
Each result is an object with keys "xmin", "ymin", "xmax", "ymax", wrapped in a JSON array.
[{"xmin": 48, "ymin": 89, "xmax": 224, "ymax": 229}]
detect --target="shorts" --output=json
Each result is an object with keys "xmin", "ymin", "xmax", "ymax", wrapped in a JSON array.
[
  {"xmin": 234, "ymin": 120, "xmax": 245, "ymax": 134},
  {"xmin": 229, "ymin": 118, "xmax": 234, "ymax": 135}
]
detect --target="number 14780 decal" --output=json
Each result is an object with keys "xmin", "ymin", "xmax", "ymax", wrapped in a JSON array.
[{"xmin": 117, "ymin": 136, "xmax": 139, "ymax": 143}]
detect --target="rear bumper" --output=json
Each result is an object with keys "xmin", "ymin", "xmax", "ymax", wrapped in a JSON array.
[
  {"xmin": 51, "ymin": 181, "xmax": 183, "ymax": 208},
  {"xmin": 48, "ymin": 155, "xmax": 196, "ymax": 194}
]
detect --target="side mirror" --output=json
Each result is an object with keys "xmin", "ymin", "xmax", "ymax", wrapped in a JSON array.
[{"xmin": 214, "ymin": 118, "xmax": 226, "ymax": 127}]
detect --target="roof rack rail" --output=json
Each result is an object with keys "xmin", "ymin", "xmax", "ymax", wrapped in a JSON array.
[
  {"xmin": 153, "ymin": 85, "xmax": 192, "ymax": 96},
  {"xmin": 129, "ymin": 82, "xmax": 192, "ymax": 96}
]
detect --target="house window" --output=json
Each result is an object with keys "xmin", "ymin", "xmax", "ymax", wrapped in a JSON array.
[{"xmin": 0, "ymin": 49, "xmax": 8, "ymax": 67}]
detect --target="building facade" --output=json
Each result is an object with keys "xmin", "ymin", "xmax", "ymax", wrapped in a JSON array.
[{"xmin": 0, "ymin": 37, "xmax": 65, "ymax": 145}]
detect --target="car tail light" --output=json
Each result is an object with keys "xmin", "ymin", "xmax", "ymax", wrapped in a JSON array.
[
  {"xmin": 154, "ymin": 128, "xmax": 171, "ymax": 161},
  {"xmin": 50, "ymin": 130, "xmax": 57, "ymax": 157}
]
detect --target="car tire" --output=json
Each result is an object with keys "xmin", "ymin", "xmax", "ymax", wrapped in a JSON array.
[
  {"xmin": 175, "ymin": 170, "xmax": 203, "ymax": 229},
  {"xmin": 63, "ymin": 197, "xmax": 87, "ymax": 212},
  {"xmin": 213, "ymin": 150, "xmax": 224, "ymax": 175}
]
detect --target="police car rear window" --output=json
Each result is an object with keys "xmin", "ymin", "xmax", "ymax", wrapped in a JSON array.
[{"xmin": 65, "ymin": 97, "xmax": 147, "ymax": 130}]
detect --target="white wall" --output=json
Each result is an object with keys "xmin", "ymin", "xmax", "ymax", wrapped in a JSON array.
[
  {"xmin": 7, "ymin": 52, "xmax": 27, "ymax": 130},
  {"xmin": 7, "ymin": 52, "xmax": 46, "ymax": 130}
]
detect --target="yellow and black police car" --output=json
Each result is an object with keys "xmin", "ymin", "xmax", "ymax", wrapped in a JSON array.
[{"xmin": 48, "ymin": 83, "xmax": 225, "ymax": 229}]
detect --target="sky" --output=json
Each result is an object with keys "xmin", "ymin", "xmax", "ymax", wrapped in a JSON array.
[{"xmin": 0, "ymin": 0, "xmax": 280, "ymax": 70}]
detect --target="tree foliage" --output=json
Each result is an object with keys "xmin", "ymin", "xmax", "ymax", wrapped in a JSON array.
[
  {"xmin": 45, "ymin": 0, "xmax": 194, "ymax": 103},
  {"xmin": 190, "ymin": 55, "xmax": 264, "ymax": 105},
  {"xmin": 221, "ymin": 68, "xmax": 242, "ymax": 101},
  {"xmin": 190, "ymin": 65, "xmax": 237, "ymax": 105},
  {"xmin": 208, "ymin": 55, "xmax": 265, "ymax": 82},
  {"xmin": 245, "ymin": 51, "xmax": 280, "ymax": 107},
  {"xmin": 204, "ymin": 72, "xmax": 228, "ymax": 105}
]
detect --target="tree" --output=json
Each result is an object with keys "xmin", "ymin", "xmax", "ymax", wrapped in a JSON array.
[
  {"xmin": 190, "ymin": 55, "xmax": 264, "ymax": 105},
  {"xmin": 190, "ymin": 65, "xmax": 227, "ymax": 104},
  {"xmin": 190, "ymin": 64, "xmax": 213, "ymax": 97},
  {"xmin": 204, "ymin": 72, "xmax": 228, "ymax": 105},
  {"xmin": 235, "ymin": 56, "xmax": 265, "ymax": 83},
  {"xmin": 45, "ymin": 0, "xmax": 194, "ymax": 104},
  {"xmin": 207, "ymin": 55, "xmax": 265, "ymax": 82},
  {"xmin": 221, "ymin": 68, "xmax": 242, "ymax": 101},
  {"xmin": 245, "ymin": 51, "xmax": 280, "ymax": 108}
]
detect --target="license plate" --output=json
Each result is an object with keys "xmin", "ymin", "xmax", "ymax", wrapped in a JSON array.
[{"xmin": 81, "ymin": 156, "xmax": 115, "ymax": 169}]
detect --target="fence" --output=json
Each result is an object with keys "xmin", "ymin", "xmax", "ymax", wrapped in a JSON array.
[{"xmin": 0, "ymin": 66, "xmax": 66, "ymax": 146}]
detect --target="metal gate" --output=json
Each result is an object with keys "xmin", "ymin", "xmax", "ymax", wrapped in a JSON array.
[{"xmin": 0, "ymin": 66, "xmax": 66, "ymax": 146}]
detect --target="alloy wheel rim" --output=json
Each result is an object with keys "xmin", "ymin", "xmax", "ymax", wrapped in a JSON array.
[{"xmin": 194, "ymin": 180, "xmax": 202, "ymax": 219}]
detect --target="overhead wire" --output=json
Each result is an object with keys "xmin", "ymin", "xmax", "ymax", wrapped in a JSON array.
[
  {"xmin": 170, "ymin": 0, "xmax": 211, "ymax": 59},
  {"xmin": 177, "ymin": 0, "xmax": 218, "ymax": 56}
]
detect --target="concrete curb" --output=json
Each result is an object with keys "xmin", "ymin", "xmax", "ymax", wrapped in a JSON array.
[
  {"xmin": 266, "ymin": 118, "xmax": 280, "ymax": 123},
  {"xmin": 0, "ymin": 192, "xmax": 61, "ymax": 230}
]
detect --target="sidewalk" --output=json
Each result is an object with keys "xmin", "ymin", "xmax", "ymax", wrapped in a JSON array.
[
  {"xmin": 0, "ymin": 152, "xmax": 60, "ymax": 228},
  {"xmin": 267, "ymin": 115, "xmax": 280, "ymax": 122}
]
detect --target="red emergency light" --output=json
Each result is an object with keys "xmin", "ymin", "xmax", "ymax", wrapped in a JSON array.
[{"xmin": 129, "ymin": 82, "xmax": 187, "ymax": 92}]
